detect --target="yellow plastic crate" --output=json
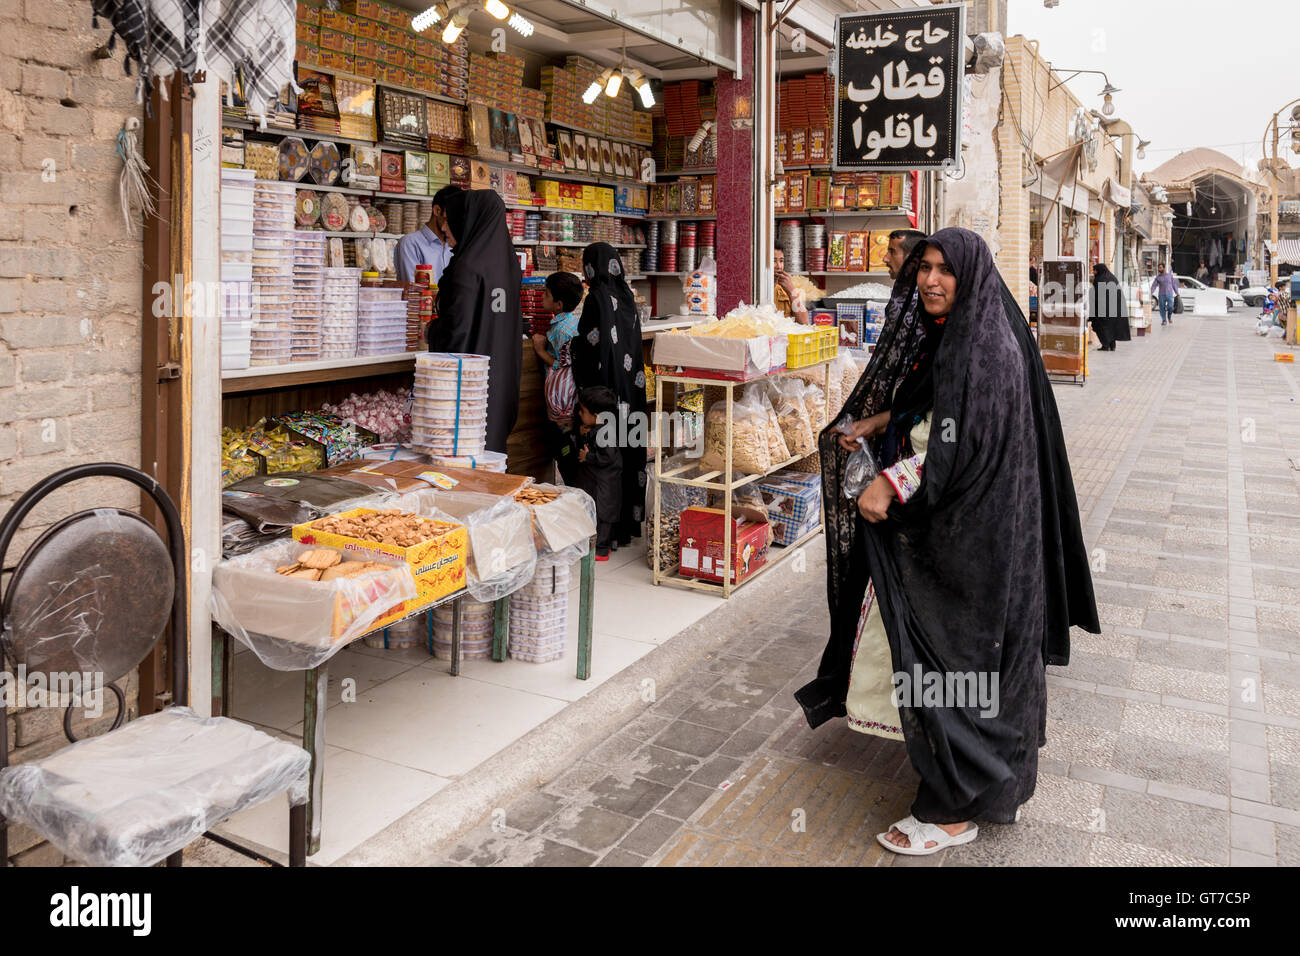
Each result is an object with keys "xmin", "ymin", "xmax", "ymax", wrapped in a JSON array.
[{"xmin": 787, "ymin": 327, "xmax": 838, "ymax": 368}]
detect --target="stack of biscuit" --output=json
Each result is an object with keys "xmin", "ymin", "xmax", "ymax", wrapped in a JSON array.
[{"xmin": 275, "ymin": 547, "xmax": 391, "ymax": 582}]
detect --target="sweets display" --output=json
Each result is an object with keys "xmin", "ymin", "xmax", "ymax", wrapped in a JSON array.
[
  {"xmin": 321, "ymin": 388, "xmax": 412, "ymax": 443},
  {"xmin": 220, "ymin": 168, "xmax": 255, "ymax": 371},
  {"xmin": 432, "ymin": 599, "xmax": 494, "ymax": 661},
  {"xmin": 273, "ymin": 547, "xmax": 393, "ymax": 582},
  {"xmin": 356, "ymin": 284, "xmax": 406, "ymax": 356},
  {"xmin": 250, "ymin": 180, "xmax": 297, "ymax": 366},
  {"xmin": 320, "ymin": 266, "xmax": 360, "ymax": 358},
  {"xmin": 411, "ymin": 352, "xmax": 490, "ymax": 457},
  {"xmin": 508, "ymin": 560, "xmax": 570, "ymax": 663},
  {"xmin": 292, "ymin": 230, "xmax": 326, "ymax": 362},
  {"xmin": 307, "ymin": 508, "xmax": 449, "ymax": 547},
  {"xmin": 275, "ymin": 409, "xmax": 375, "ymax": 465}
]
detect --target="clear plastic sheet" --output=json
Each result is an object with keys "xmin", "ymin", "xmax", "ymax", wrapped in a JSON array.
[
  {"xmin": 646, "ymin": 456, "xmax": 710, "ymax": 573},
  {"xmin": 0, "ymin": 706, "xmax": 309, "ymax": 867},
  {"xmin": 211, "ymin": 539, "xmax": 417, "ymax": 671},
  {"xmin": 521, "ymin": 484, "xmax": 597, "ymax": 563},
  {"xmin": 413, "ymin": 491, "xmax": 538, "ymax": 602}
]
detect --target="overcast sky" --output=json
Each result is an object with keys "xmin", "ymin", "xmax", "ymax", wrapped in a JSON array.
[{"xmin": 1006, "ymin": 0, "xmax": 1296, "ymax": 178}]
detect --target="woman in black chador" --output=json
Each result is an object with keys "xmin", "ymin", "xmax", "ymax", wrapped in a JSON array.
[
  {"xmin": 429, "ymin": 189, "xmax": 523, "ymax": 453},
  {"xmin": 796, "ymin": 228, "xmax": 1100, "ymax": 855},
  {"xmin": 571, "ymin": 242, "xmax": 647, "ymax": 546},
  {"xmin": 1089, "ymin": 263, "xmax": 1130, "ymax": 351}
]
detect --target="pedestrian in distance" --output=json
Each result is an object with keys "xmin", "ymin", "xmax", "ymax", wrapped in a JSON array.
[
  {"xmin": 1089, "ymin": 263, "xmax": 1129, "ymax": 351},
  {"xmin": 1151, "ymin": 265, "xmax": 1179, "ymax": 326},
  {"xmin": 797, "ymin": 227, "xmax": 1100, "ymax": 856}
]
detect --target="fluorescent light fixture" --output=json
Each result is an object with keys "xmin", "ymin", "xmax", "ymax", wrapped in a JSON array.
[
  {"xmin": 583, "ymin": 77, "xmax": 604, "ymax": 104},
  {"xmin": 411, "ymin": 5, "xmax": 443, "ymax": 32},
  {"xmin": 484, "ymin": 0, "xmax": 509, "ymax": 19},
  {"xmin": 604, "ymin": 70, "xmax": 622, "ymax": 97},
  {"xmin": 625, "ymin": 69, "xmax": 654, "ymax": 108},
  {"xmin": 508, "ymin": 11, "xmax": 533, "ymax": 35},
  {"xmin": 442, "ymin": 12, "xmax": 468, "ymax": 43}
]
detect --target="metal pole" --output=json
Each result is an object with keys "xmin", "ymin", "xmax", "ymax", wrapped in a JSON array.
[{"xmin": 1271, "ymin": 114, "xmax": 1280, "ymax": 288}]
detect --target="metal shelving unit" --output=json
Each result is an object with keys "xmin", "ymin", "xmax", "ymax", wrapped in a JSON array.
[{"xmin": 651, "ymin": 356, "xmax": 833, "ymax": 599}]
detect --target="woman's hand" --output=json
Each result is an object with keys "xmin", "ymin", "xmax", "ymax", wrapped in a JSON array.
[
  {"xmin": 837, "ymin": 410, "xmax": 891, "ymax": 451},
  {"xmin": 857, "ymin": 474, "xmax": 896, "ymax": 523}
]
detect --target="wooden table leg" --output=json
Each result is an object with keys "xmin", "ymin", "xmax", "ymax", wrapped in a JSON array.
[
  {"xmin": 302, "ymin": 661, "xmax": 328, "ymax": 856},
  {"xmin": 577, "ymin": 548, "xmax": 595, "ymax": 680},
  {"xmin": 492, "ymin": 597, "xmax": 509, "ymax": 662}
]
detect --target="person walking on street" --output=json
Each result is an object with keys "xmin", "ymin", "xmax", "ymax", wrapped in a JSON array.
[
  {"xmin": 1152, "ymin": 265, "xmax": 1178, "ymax": 326},
  {"xmin": 1089, "ymin": 264, "xmax": 1129, "ymax": 350}
]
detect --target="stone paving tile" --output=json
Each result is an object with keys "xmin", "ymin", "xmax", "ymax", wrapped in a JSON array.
[
  {"xmin": 1109, "ymin": 735, "xmax": 1229, "ymax": 795},
  {"xmin": 1101, "ymin": 788, "xmax": 1229, "ymax": 864},
  {"xmin": 1135, "ymin": 636, "xmax": 1228, "ymax": 674}
]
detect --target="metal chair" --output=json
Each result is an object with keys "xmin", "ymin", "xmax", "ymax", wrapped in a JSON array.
[{"xmin": 0, "ymin": 463, "xmax": 309, "ymax": 867}]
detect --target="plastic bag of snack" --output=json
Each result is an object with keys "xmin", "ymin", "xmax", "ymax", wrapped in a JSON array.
[
  {"xmin": 772, "ymin": 378, "xmax": 816, "ymax": 457},
  {"xmin": 699, "ymin": 392, "xmax": 772, "ymax": 475},
  {"xmin": 750, "ymin": 383, "xmax": 791, "ymax": 464}
]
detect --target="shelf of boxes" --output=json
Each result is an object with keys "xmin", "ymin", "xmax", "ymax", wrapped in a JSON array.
[{"xmin": 644, "ymin": 213, "xmax": 718, "ymax": 221}]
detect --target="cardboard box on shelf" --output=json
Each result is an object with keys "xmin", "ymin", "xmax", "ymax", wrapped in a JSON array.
[
  {"xmin": 653, "ymin": 333, "xmax": 788, "ymax": 382},
  {"xmin": 678, "ymin": 506, "xmax": 771, "ymax": 585}
]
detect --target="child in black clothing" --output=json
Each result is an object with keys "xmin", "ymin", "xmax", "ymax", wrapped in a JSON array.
[{"xmin": 573, "ymin": 386, "xmax": 622, "ymax": 560}]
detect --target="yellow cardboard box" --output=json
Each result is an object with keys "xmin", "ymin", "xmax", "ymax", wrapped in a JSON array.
[{"xmin": 292, "ymin": 508, "xmax": 469, "ymax": 627}]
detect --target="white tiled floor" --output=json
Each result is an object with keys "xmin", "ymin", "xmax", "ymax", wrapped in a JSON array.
[{"xmin": 216, "ymin": 538, "xmax": 725, "ymax": 864}]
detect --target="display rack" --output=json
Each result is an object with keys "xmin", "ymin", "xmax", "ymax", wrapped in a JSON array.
[{"xmin": 651, "ymin": 357, "xmax": 833, "ymax": 599}]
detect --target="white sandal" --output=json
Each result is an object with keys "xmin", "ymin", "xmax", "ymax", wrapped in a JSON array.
[{"xmin": 877, "ymin": 815, "xmax": 978, "ymax": 856}]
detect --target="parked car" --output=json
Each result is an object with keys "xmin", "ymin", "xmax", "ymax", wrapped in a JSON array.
[
  {"xmin": 1174, "ymin": 275, "xmax": 1243, "ymax": 313},
  {"xmin": 1239, "ymin": 286, "xmax": 1274, "ymax": 307}
]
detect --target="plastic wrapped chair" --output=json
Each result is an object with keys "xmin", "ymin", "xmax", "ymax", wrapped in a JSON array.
[{"xmin": 0, "ymin": 464, "xmax": 310, "ymax": 867}]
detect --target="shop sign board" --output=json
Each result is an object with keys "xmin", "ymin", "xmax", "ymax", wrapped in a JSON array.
[{"xmin": 831, "ymin": 3, "xmax": 965, "ymax": 171}]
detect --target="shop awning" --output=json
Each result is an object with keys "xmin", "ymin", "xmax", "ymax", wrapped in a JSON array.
[
  {"xmin": 1104, "ymin": 178, "xmax": 1132, "ymax": 207},
  {"xmin": 1278, "ymin": 239, "xmax": 1300, "ymax": 267}
]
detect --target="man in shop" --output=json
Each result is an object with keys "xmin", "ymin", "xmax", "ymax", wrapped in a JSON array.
[
  {"xmin": 885, "ymin": 229, "xmax": 928, "ymax": 281},
  {"xmin": 773, "ymin": 246, "xmax": 810, "ymax": 324},
  {"xmin": 395, "ymin": 184, "xmax": 464, "ymax": 284}
]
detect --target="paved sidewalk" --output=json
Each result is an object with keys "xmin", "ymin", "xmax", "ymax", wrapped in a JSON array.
[{"xmin": 434, "ymin": 315, "xmax": 1300, "ymax": 867}]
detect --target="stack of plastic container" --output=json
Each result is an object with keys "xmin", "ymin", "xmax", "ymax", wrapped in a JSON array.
[
  {"xmin": 679, "ymin": 222, "xmax": 698, "ymax": 273},
  {"xmin": 508, "ymin": 559, "xmax": 570, "ymax": 663},
  {"xmin": 356, "ymin": 283, "xmax": 407, "ymax": 356},
  {"xmin": 250, "ymin": 180, "xmax": 296, "ymax": 366},
  {"xmin": 411, "ymin": 352, "xmax": 490, "ymax": 457},
  {"xmin": 431, "ymin": 600, "xmax": 495, "ymax": 660},
  {"xmin": 320, "ymin": 267, "xmax": 360, "ymax": 359},
  {"xmin": 291, "ymin": 231, "xmax": 326, "ymax": 363},
  {"xmin": 659, "ymin": 220, "xmax": 678, "ymax": 273},
  {"xmin": 697, "ymin": 221, "xmax": 716, "ymax": 265},
  {"xmin": 643, "ymin": 221, "xmax": 660, "ymax": 272},
  {"xmin": 427, "ymin": 451, "xmax": 508, "ymax": 472},
  {"xmin": 220, "ymin": 168, "xmax": 255, "ymax": 370}
]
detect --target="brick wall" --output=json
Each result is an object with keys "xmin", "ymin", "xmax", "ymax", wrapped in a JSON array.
[{"xmin": 1, "ymin": 1, "xmax": 145, "ymax": 865}]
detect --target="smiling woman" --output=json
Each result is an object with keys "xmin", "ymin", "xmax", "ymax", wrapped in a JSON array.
[{"xmin": 797, "ymin": 228, "xmax": 1100, "ymax": 856}]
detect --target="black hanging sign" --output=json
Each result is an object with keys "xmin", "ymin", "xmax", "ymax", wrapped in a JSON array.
[{"xmin": 832, "ymin": 3, "xmax": 966, "ymax": 171}]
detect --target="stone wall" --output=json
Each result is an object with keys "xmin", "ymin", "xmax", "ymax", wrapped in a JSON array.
[{"xmin": 0, "ymin": 0, "xmax": 145, "ymax": 865}]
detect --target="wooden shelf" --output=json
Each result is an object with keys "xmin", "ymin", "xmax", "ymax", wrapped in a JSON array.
[
  {"xmin": 221, "ymin": 353, "xmax": 417, "ymax": 393},
  {"xmin": 505, "ymin": 203, "xmax": 644, "ymax": 220},
  {"xmin": 657, "ymin": 168, "xmax": 717, "ymax": 177},
  {"xmin": 644, "ymin": 213, "xmax": 717, "ymax": 220},
  {"xmin": 776, "ymin": 209, "xmax": 913, "ymax": 219},
  {"xmin": 319, "ymin": 230, "xmax": 404, "ymax": 239},
  {"xmin": 545, "ymin": 117, "xmax": 653, "ymax": 149}
]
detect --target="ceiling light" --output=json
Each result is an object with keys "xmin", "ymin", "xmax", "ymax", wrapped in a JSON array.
[
  {"xmin": 583, "ymin": 76, "xmax": 605, "ymax": 104},
  {"xmin": 484, "ymin": 0, "xmax": 510, "ymax": 19},
  {"xmin": 688, "ymin": 121, "xmax": 714, "ymax": 153},
  {"xmin": 1101, "ymin": 92, "xmax": 1115, "ymax": 116},
  {"xmin": 604, "ymin": 70, "xmax": 622, "ymax": 98},
  {"xmin": 508, "ymin": 11, "xmax": 533, "ymax": 35},
  {"xmin": 411, "ymin": 3, "xmax": 445, "ymax": 32},
  {"xmin": 442, "ymin": 12, "xmax": 468, "ymax": 43},
  {"xmin": 635, "ymin": 76, "xmax": 655, "ymax": 108}
]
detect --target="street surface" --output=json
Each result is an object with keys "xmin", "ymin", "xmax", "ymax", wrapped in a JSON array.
[{"xmin": 436, "ymin": 310, "xmax": 1300, "ymax": 866}]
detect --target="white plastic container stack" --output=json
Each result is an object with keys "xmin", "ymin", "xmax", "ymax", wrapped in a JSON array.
[
  {"xmin": 220, "ymin": 169, "xmax": 255, "ymax": 370},
  {"xmin": 320, "ymin": 267, "xmax": 360, "ymax": 358},
  {"xmin": 356, "ymin": 285, "xmax": 407, "ymax": 356},
  {"xmin": 508, "ymin": 559, "xmax": 570, "ymax": 663},
  {"xmin": 426, "ymin": 450, "xmax": 508, "ymax": 473},
  {"xmin": 431, "ymin": 599, "xmax": 495, "ymax": 660},
  {"xmin": 363, "ymin": 610, "xmax": 430, "ymax": 650},
  {"xmin": 250, "ymin": 181, "xmax": 296, "ymax": 366},
  {"xmin": 291, "ymin": 231, "xmax": 326, "ymax": 362},
  {"xmin": 412, "ymin": 352, "xmax": 490, "ymax": 457}
]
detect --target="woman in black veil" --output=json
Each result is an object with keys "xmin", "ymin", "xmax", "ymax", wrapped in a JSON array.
[
  {"xmin": 1089, "ymin": 263, "xmax": 1130, "ymax": 350},
  {"xmin": 795, "ymin": 228, "xmax": 1100, "ymax": 854}
]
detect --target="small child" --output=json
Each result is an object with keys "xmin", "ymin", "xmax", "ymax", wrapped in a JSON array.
[
  {"xmin": 533, "ymin": 271, "xmax": 585, "ymax": 485},
  {"xmin": 573, "ymin": 386, "xmax": 622, "ymax": 560}
]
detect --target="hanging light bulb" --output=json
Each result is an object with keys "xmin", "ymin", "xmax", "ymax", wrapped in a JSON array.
[
  {"xmin": 1211, "ymin": 204, "xmax": 1216, "ymax": 214},
  {"xmin": 605, "ymin": 70, "xmax": 623, "ymax": 98},
  {"xmin": 508, "ymin": 11, "xmax": 533, "ymax": 35},
  {"xmin": 1101, "ymin": 92, "xmax": 1115, "ymax": 116},
  {"xmin": 411, "ymin": 3, "xmax": 445, "ymax": 32},
  {"xmin": 1186, "ymin": 201, "xmax": 1192, "ymax": 216},
  {"xmin": 635, "ymin": 76, "xmax": 655, "ymax": 108},
  {"xmin": 583, "ymin": 72, "xmax": 607, "ymax": 105},
  {"xmin": 484, "ymin": 0, "xmax": 510, "ymax": 19},
  {"xmin": 442, "ymin": 12, "xmax": 468, "ymax": 43}
]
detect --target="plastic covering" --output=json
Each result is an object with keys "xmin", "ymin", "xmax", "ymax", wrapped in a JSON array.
[
  {"xmin": 412, "ymin": 490, "xmax": 538, "ymax": 602},
  {"xmin": 0, "ymin": 706, "xmax": 309, "ymax": 867},
  {"xmin": 211, "ymin": 538, "xmax": 417, "ymax": 670},
  {"xmin": 646, "ymin": 455, "xmax": 709, "ymax": 573},
  {"xmin": 520, "ymin": 484, "xmax": 597, "ymax": 564}
]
